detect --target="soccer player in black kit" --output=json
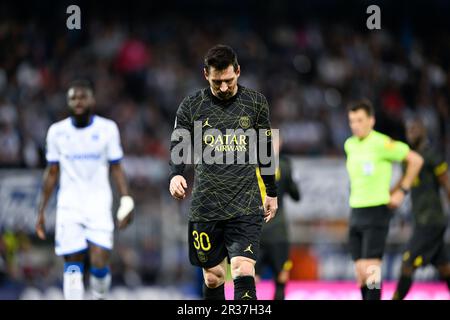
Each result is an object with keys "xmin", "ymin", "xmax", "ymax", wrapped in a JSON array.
[
  {"xmin": 169, "ymin": 45, "xmax": 278, "ymax": 300},
  {"xmin": 392, "ymin": 118, "xmax": 450, "ymax": 299},
  {"xmin": 255, "ymin": 136, "xmax": 300, "ymax": 300}
]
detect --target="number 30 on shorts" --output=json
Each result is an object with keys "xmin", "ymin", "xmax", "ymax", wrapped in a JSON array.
[{"xmin": 192, "ymin": 231, "xmax": 211, "ymax": 251}]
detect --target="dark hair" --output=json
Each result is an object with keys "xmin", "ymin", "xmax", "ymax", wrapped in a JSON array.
[
  {"xmin": 347, "ymin": 99, "xmax": 374, "ymax": 116},
  {"xmin": 204, "ymin": 44, "xmax": 239, "ymax": 72},
  {"xmin": 68, "ymin": 79, "xmax": 95, "ymax": 94}
]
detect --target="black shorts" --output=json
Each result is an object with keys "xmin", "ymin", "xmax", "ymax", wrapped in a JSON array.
[
  {"xmin": 402, "ymin": 224, "xmax": 448, "ymax": 268},
  {"xmin": 255, "ymin": 241, "xmax": 290, "ymax": 276},
  {"xmin": 348, "ymin": 205, "xmax": 391, "ymax": 261},
  {"xmin": 349, "ymin": 224, "xmax": 390, "ymax": 260},
  {"xmin": 188, "ymin": 214, "xmax": 263, "ymax": 269}
]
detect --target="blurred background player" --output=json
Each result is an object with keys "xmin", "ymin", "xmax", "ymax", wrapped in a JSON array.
[
  {"xmin": 392, "ymin": 118, "xmax": 450, "ymax": 300},
  {"xmin": 169, "ymin": 45, "xmax": 278, "ymax": 300},
  {"xmin": 255, "ymin": 136, "xmax": 301, "ymax": 300},
  {"xmin": 344, "ymin": 99, "xmax": 423, "ymax": 300},
  {"xmin": 35, "ymin": 80, "xmax": 135, "ymax": 299}
]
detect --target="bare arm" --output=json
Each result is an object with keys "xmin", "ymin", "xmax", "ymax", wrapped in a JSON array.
[
  {"xmin": 390, "ymin": 178, "xmax": 402, "ymax": 193},
  {"xmin": 36, "ymin": 164, "xmax": 59, "ymax": 240},
  {"xmin": 110, "ymin": 162, "xmax": 134, "ymax": 229},
  {"xmin": 389, "ymin": 150, "xmax": 424, "ymax": 209},
  {"xmin": 399, "ymin": 150, "xmax": 424, "ymax": 190},
  {"xmin": 110, "ymin": 163, "xmax": 129, "ymax": 197}
]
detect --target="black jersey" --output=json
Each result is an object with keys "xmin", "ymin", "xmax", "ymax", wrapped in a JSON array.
[
  {"xmin": 407, "ymin": 145, "xmax": 448, "ymax": 226},
  {"xmin": 169, "ymin": 85, "xmax": 277, "ymax": 222},
  {"xmin": 258, "ymin": 155, "xmax": 300, "ymax": 242}
]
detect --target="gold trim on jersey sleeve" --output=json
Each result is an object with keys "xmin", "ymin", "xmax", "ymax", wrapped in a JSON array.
[
  {"xmin": 434, "ymin": 162, "xmax": 448, "ymax": 177},
  {"xmin": 256, "ymin": 166, "xmax": 280, "ymax": 204}
]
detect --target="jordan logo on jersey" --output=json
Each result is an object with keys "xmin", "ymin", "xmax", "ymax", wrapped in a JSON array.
[
  {"xmin": 244, "ymin": 244, "xmax": 253, "ymax": 254},
  {"xmin": 241, "ymin": 291, "xmax": 252, "ymax": 299},
  {"xmin": 202, "ymin": 118, "xmax": 212, "ymax": 128}
]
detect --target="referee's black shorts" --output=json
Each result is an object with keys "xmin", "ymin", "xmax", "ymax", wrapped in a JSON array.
[{"xmin": 348, "ymin": 205, "xmax": 391, "ymax": 261}]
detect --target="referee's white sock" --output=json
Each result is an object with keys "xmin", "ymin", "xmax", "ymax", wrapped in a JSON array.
[
  {"xmin": 63, "ymin": 262, "xmax": 85, "ymax": 300},
  {"xmin": 90, "ymin": 267, "xmax": 111, "ymax": 300}
]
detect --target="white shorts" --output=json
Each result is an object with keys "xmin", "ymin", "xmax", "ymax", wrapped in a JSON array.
[{"xmin": 55, "ymin": 208, "xmax": 114, "ymax": 256}]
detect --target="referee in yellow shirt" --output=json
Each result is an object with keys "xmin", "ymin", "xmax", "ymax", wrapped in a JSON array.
[{"xmin": 344, "ymin": 100, "xmax": 423, "ymax": 300}]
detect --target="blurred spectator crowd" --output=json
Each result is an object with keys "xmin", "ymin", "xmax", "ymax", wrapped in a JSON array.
[{"xmin": 1, "ymin": 7, "xmax": 450, "ymax": 169}]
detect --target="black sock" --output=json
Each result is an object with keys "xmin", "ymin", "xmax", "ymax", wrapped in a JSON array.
[
  {"xmin": 203, "ymin": 283, "xmax": 225, "ymax": 300},
  {"xmin": 274, "ymin": 281, "xmax": 285, "ymax": 300},
  {"xmin": 360, "ymin": 285, "xmax": 368, "ymax": 300},
  {"xmin": 393, "ymin": 275, "xmax": 412, "ymax": 300},
  {"xmin": 444, "ymin": 276, "xmax": 450, "ymax": 291},
  {"xmin": 234, "ymin": 276, "xmax": 257, "ymax": 300},
  {"xmin": 365, "ymin": 282, "xmax": 382, "ymax": 300}
]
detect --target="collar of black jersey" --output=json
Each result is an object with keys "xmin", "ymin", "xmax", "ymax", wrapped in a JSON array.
[{"xmin": 206, "ymin": 85, "xmax": 243, "ymax": 106}]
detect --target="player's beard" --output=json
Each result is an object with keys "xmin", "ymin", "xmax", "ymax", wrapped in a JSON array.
[
  {"xmin": 217, "ymin": 91, "xmax": 231, "ymax": 100},
  {"xmin": 217, "ymin": 87, "xmax": 236, "ymax": 100},
  {"xmin": 71, "ymin": 109, "xmax": 93, "ymax": 128}
]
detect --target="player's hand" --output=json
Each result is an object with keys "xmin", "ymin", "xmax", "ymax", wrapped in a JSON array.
[
  {"xmin": 169, "ymin": 175, "xmax": 187, "ymax": 200},
  {"xmin": 117, "ymin": 195, "xmax": 134, "ymax": 230},
  {"xmin": 388, "ymin": 189, "xmax": 405, "ymax": 209},
  {"xmin": 264, "ymin": 196, "xmax": 278, "ymax": 223},
  {"xmin": 35, "ymin": 212, "xmax": 46, "ymax": 240}
]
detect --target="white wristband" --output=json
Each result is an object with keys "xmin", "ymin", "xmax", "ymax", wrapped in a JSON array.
[{"xmin": 117, "ymin": 196, "xmax": 134, "ymax": 221}]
